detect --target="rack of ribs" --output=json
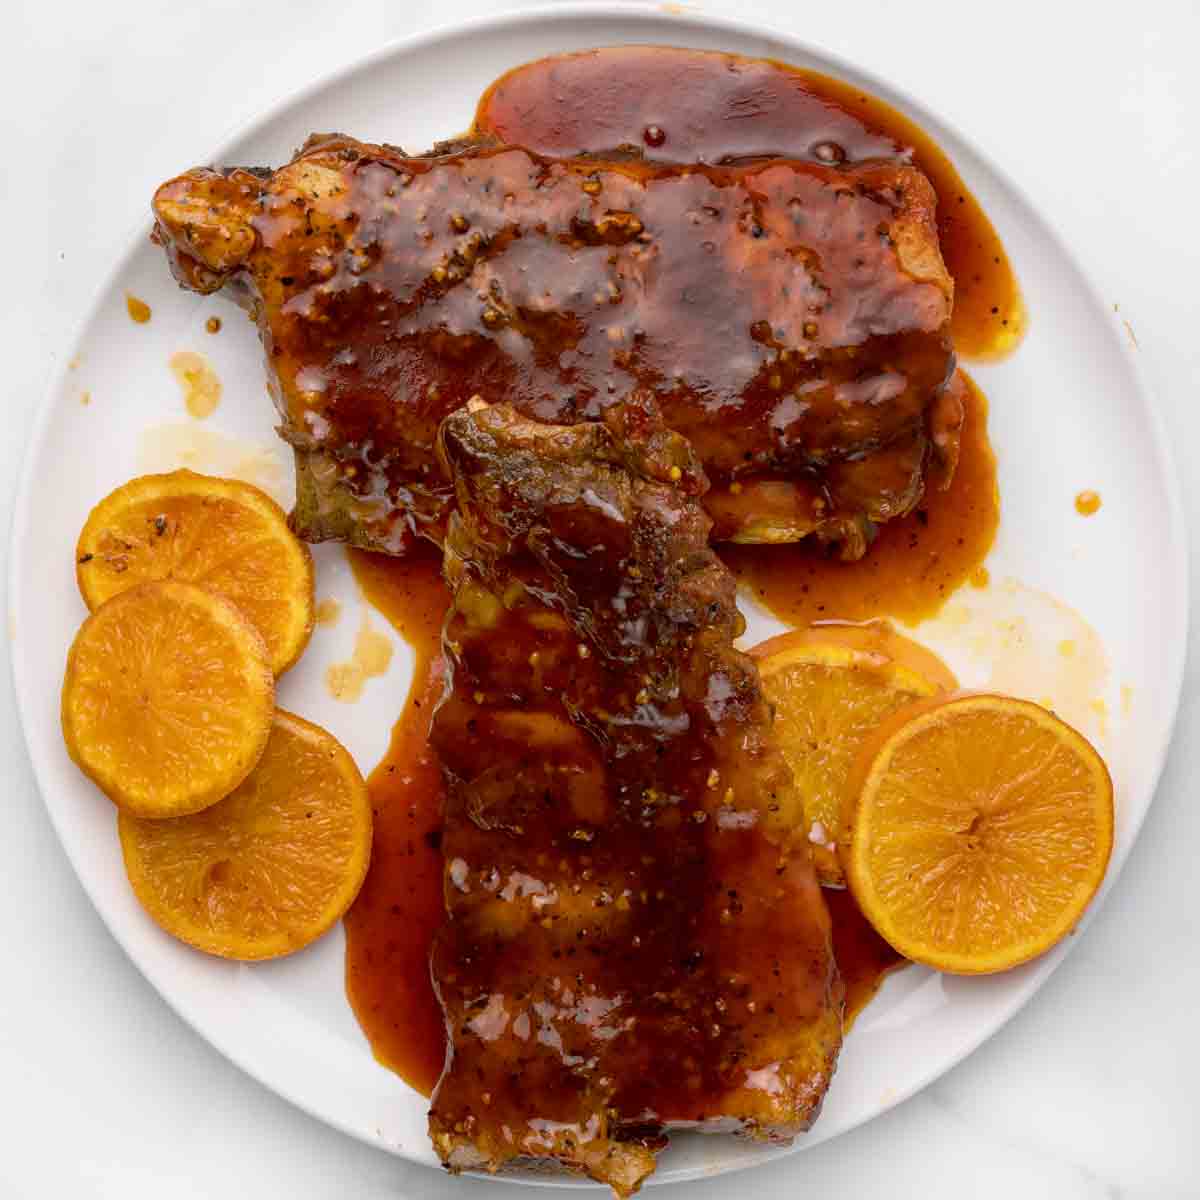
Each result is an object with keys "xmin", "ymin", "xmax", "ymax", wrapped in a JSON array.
[
  {"xmin": 152, "ymin": 133, "xmax": 957, "ymax": 559},
  {"xmin": 427, "ymin": 396, "xmax": 843, "ymax": 1194}
]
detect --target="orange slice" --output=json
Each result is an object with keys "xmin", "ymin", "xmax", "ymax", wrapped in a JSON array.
[
  {"xmin": 751, "ymin": 624, "xmax": 955, "ymax": 885},
  {"xmin": 62, "ymin": 581, "xmax": 274, "ymax": 818},
  {"xmin": 843, "ymin": 693, "xmax": 1114, "ymax": 974},
  {"xmin": 76, "ymin": 470, "xmax": 314, "ymax": 675},
  {"xmin": 118, "ymin": 709, "xmax": 372, "ymax": 960}
]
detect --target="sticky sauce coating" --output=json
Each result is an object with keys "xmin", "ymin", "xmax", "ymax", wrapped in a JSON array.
[
  {"xmin": 424, "ymin": 403, "xmax": 842, "ymax": 1189},
  {"xmin": 335, "ymin": 46, "xmax": 1015, "ymax": 1117},
  {"xmin": 343, "ymin": 488, "xmax": 906, "ymax": 1102},
  {"xmin": 476, "ymin": 46, "xmax": 1023, "ymax": 360},
  {"xmin": 723, "ymin": 371, "xmax": 997, "ymax": 625},
  {"xmin": 154, "ymin": 134, "xmax": 956, "ymax": 559}
]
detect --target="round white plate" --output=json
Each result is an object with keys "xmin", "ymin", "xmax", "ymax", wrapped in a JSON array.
[{"xmin": 11, "ymin": 3, "xmax": 1186, "ymax": 1188}]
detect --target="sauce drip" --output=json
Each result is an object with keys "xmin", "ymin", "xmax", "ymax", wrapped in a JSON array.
[
  {"xmin": 826, "ymin": 887, "xmax": 907, "ymax": 1028},
  {"xmin": 343, "ymin": 545, "xmax": 906, "ymax": 1094},
  {"xmin": 475, "ymin": 46, "xmax": 1023, "ymax": 360},
  {"xmin": 190, "ymin": 130, "xmax": 953, "ymax": 556},
  {"xmin": 168, "ymin": 350, "xmax": 222, "ymax": 419},
  {"xmin": 723, "ymin": 370, "xmax": 997, "ymax": 625},
  {"xmin": 125, "ymin": 293, "xmax": 152, "ymax": 324},
  {"xmin": 314, "ymin": 597, "xmax": 342, "ymax": 626},
  {"xmin": 324, "ymin": 613, "xmax": 393, "ymax": 702},
  {"xmin": 343, "ymin": 544, "xmax": 448, "ymax": 1096}
]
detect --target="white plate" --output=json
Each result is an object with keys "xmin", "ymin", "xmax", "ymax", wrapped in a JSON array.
[{"xmin": 10, "ymin": 3, "xmax": 1187, "ymax": 1189}]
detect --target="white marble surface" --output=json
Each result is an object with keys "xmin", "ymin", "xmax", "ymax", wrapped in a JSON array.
[{"xmin": 4, "ymin": 1, "xmax": 1199, "ymax": 1196}]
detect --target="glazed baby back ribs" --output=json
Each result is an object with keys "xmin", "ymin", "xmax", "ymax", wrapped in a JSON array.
[
  {"xmin": 427, "ymin": 398, "xmax": 843, "ymax": 1194},
  {"xmin": 152, "ymin": 134, "xmax": 956, "ymax": 558}
]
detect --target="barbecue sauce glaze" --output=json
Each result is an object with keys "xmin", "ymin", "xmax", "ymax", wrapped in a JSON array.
[{"xmin": 344, "ymin": 46, "xmax": 1007, "ymax": 1096}]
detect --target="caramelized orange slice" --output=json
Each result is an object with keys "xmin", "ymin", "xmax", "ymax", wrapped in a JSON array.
[
  {"xmin": 751, "ymin": 624, "xmax": 955, "ymax": 885},
  {"xmin": 844, "ymin": 694, "xmax": 1114, "ymax": 974},
  {"xmin": 76, "ymin": 470, "xmax": 314, "ymax": 675},
  {"xmin": 118, "ymin": 710, "xmax": 372, "ymax": 960},
  {"xmin": 62, "ymin": 581, "xmax": 274, "ymax": 818}
]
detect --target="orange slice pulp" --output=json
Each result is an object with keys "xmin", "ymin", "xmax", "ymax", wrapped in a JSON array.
[
  {"xmin": 843, "ymin": 693, "xmax": 1114, "ymax": 974},
  {"xmin": 76, "ymin": 470, "xmax": 313, "ymax": 675},
  {"xmin": 119, "ymin": 709, "xmax": 372, "ymax": 960},
  {"xmin": 62, "ymin": 580, "xmax": 274, "ymax": 818},
  {"xmin": 751, "ymin": 623, "xmax": 956, "ymax": 885}
]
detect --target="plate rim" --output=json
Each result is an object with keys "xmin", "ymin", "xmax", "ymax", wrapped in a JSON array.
[{"xmin": 10, "ymin": 1, "xmax": 1189, "ymax": 1186}]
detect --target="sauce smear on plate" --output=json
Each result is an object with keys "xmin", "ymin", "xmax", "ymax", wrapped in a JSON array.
[{"xmin": 343, "ymin": 545, "xmax": 447, "ymax": 1096}]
